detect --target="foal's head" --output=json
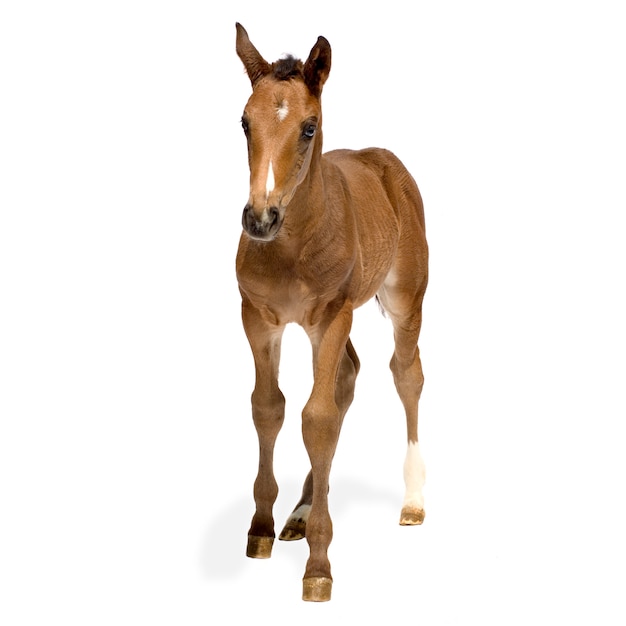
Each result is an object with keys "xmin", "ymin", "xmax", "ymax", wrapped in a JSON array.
[{"xmin": 236, "ymin": 23, "xmax": 331, "ymax": 241}]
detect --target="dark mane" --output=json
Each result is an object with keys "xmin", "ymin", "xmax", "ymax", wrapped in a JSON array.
[{"xmin": 272, "ymin": 55, "xmax": 303, "ymax": 80}]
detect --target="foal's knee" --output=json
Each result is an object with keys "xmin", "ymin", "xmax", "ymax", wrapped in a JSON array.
[
  {"xmin": 251, "ymin": 388, "xmax": 286, "ymax": 432},
  {"xmin": 302, "ymin": 399, "xmax": 340, "ymax": 455}
]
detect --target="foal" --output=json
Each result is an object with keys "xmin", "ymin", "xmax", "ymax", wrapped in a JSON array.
[{"xmin": 235, "ymin": 23, "xmax": 428, "ymax": 601}]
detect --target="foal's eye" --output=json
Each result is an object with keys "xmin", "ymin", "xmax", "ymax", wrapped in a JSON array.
[
  {"xmin": 302, "ymin": 124, "xmax": 316, "ymax": 139},
  {"xmin": 241, "ymin": 117, "xmax": 249, "ymax": 135}
]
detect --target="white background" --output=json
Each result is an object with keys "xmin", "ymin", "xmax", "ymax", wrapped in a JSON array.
[{"xmin": 1, "ymin": 1, "xmax": 625, "ymax": 623}]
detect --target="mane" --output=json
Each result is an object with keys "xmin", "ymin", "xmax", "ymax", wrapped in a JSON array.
[{"xmin": 271, "ymin": 55, "xmax": 303, "ymax": 81}]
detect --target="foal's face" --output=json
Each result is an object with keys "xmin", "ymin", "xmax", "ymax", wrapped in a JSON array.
[{"xmin": 240, "ymin": 77, "xmax": 321, "ymax": 241}]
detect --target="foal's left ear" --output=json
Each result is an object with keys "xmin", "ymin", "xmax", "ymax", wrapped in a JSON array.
[{"xmin": 303, "ymin": 36, "xmax": 331, "ymax": 98}]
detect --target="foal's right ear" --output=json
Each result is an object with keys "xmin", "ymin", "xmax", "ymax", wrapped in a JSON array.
[{"xmin": 236, "ymin": 23, "xmax": 271, "ymax": 87}]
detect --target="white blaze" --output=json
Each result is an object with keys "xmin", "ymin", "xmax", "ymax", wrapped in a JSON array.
[{"xmin": 265, "ymin": 160, "xmax": 275, "ymax": 197}]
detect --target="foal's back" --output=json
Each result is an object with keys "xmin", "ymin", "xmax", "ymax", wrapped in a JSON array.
[{"xmin": 325, "ymin": 147, "xmax": 425, "ymax": 228}]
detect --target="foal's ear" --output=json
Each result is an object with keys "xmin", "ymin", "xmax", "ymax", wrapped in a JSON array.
[
  {"xmin": 236, "ymin": 23, "xmax": 271, "ymax": 87},
  {"xmin": 303, "ymin": 36, "xmax": 332, "ymax": 98}
]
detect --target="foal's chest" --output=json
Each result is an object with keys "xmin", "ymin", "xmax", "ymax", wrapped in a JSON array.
[
  {"xmin": 237, "ymin": 248, "xmax": 345, "ymax": 328},
  {"xmin": 239, "ymin": 278, "xmax": 328, "ymax": 328}
]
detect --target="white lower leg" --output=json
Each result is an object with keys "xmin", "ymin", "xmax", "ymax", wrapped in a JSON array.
[
  {"xmin": 287, "ymin": 503, "xmax": 311, "ymax": 525},
  {"xmin": 279, "ymin": 503, "xmax": 311, "ymax": 540},
  {"xmin": 403, "ymin": 441, "xmax": 425, "ymax": 512}
]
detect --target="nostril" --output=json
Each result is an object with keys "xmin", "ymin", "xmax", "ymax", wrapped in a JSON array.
[
  {"xmin": 242, "ymin": 204, "xmax": 254, "ymax": 230},
  {"xmin": 268, "ymin": 206, "xmax": 279, "ymax": 226}
]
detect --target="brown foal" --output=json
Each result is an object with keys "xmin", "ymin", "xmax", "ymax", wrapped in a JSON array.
[{"xmin": 235, "ymin": 23, "xmax": 428, "ymax": 601}]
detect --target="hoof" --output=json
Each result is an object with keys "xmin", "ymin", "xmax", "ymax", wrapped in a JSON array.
[
  {"xmin": 246, "ymin": 535, "xmax": 274, "ymax": 559},
  {"xmin": 302, "ymin": 576, "xmax": 332, "ymax": 602},
  {"xmin": 400, "ymin": 506, "xmax": 425, "ymax": 525},
  {"xmin": 279, "ymin": 518, "xmax": 306, "ymax": 541}
]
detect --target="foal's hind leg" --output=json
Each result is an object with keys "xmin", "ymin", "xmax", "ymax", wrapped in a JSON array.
[
  {"xmin": 386, "ymin": 305, "xmax": 426, "ymax": 525},
  {"xmin": 242, "ymin": 300, "xmax": 286, "ymax": 558},
  {"xmin": 279, "ymin": 338, "xmax": 360, "ymax": 541},
  {"xmin": 279, "ymin": 470, "xmax": 313, "ymax": 541}
]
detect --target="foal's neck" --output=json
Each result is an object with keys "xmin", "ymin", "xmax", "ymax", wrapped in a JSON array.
[{"xmin": 276, "ymin": 144, "xmax": 326, "ymax": 251}]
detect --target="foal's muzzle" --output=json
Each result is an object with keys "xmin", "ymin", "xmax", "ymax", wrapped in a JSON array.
[{"xmin": 242, "ymin": 204, "xmax": 283, "ymax": 241}]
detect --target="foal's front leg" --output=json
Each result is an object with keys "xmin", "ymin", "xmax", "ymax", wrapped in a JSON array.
[
  {"xmin": 242, "ymin": 300, "xmax": 286, "ymax": 559},
  {"xmin": 301, "ymin": 301, "xmax": 354, "ymax": 602}
]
